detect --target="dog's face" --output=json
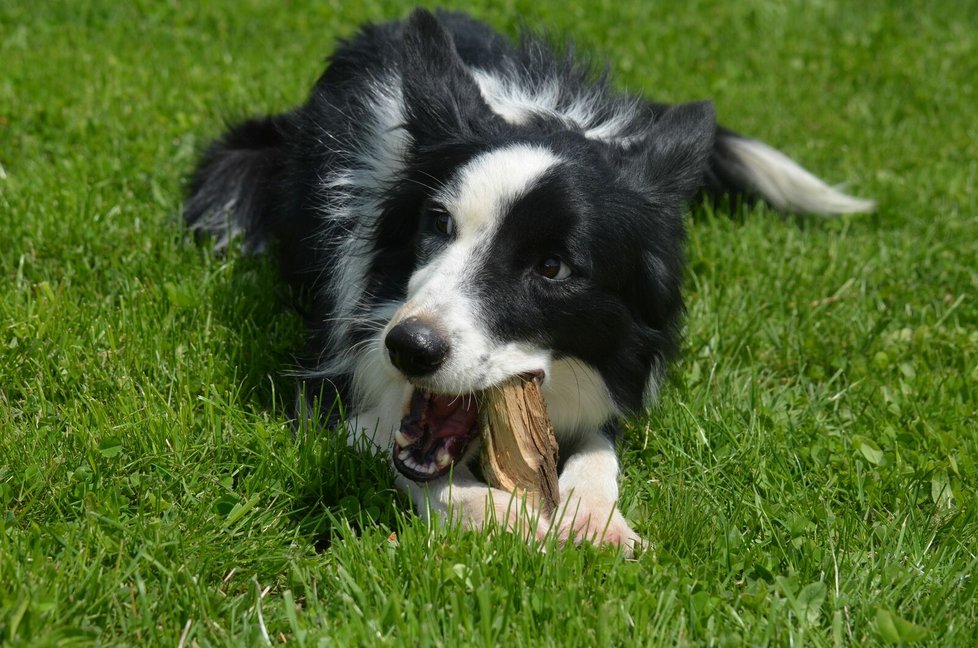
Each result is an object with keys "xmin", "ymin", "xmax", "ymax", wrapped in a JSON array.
[
  {"xmin": 350, "ymin": 11, "xmax": 715, "ymax": 480},
  {"xmin": 384, "ymin": 137, "xmax": 676, "ymax": 405}
]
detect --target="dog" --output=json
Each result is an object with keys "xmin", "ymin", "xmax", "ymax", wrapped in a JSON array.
[{"xmin": 184, "ymin": 8, "xmax": 872, "ymax": 553}]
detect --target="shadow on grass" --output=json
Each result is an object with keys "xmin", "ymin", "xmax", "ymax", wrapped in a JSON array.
[
  {"xmin": 291, "ymin": 415, "xmax": 408, "ymax": 551},
  {"xmin": 202, "ymin": 249, "xmax": 306, "ymax": 416},
  {"xmin": 199, "ymin": 244, "xmax": 407, "ymax": 549}
]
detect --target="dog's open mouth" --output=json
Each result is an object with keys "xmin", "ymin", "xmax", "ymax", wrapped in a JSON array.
[{"xmin": 393, "ymin": 389, "xmax": 481, "ymax": 481}]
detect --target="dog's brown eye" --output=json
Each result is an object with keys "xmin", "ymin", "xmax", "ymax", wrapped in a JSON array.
[
  {"xmin": 431, "ymin": 208, "xmax": 454, "ymax": 236},
  {"xmin": 537, "ymin": 257, "xmax": 571, "ymax": 281}
]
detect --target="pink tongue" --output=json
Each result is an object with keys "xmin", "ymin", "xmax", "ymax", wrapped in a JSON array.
[{"xmin": 423, "ymin": 395, "xmax": 477, "ymax": 439}]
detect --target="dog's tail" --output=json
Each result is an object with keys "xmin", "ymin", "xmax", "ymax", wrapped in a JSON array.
[
  {"xmin": 704, "ymin": 127, "xmax": 875, "ymax": 215},
  {"xmin": 184, "ymin": 114, "xmax": 291, "ymax": 253}
]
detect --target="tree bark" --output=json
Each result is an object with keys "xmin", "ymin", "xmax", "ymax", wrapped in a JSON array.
[{"xmin": 478, "ymin": 377, "xmax": 560, "ymax": 517}]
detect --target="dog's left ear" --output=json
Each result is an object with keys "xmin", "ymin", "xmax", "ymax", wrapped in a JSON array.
[
  {"xmin": 400, "ymin": 9, "xmax": 497, "ymax": 145},
  {"xmin": 623, "ymin": 101, "xmax": 716, "ymax": 201}
]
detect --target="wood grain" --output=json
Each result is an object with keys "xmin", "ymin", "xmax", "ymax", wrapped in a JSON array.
[{"xmin": 478, "ymin": 377, "xmax": 560, "ymax": 517}]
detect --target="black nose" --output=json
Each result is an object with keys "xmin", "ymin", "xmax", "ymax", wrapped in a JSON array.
[{"xmin": 385, "ymin": 317, "xmax": 450, "ymax": 377}]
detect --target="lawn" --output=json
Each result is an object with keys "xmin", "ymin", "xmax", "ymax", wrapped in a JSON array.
[{"xmin": 1, "ymin": 0, "xmax": 976, "ymax": 645}]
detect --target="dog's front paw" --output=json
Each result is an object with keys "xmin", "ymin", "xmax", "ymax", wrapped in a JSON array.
[
  {"xmin": 552, "ymin": 498, "xmax": 646, "ymax": 557},
  {"xmin": 455, "ymin": 487, "xmax": 549, "ymax": 543}
]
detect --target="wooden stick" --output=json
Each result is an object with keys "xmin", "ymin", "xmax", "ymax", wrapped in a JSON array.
[{"xmin": 478, "ymin": 377, "xmax": 560, "ymax": 517}]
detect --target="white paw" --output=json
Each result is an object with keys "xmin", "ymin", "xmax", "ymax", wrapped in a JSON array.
[
  {"xmin": 455, "ymin": 487, "xmax": 549, "ymax": 543},
  {"xmin": 552, "ymin": 499, "xmax": 646, "ymax": 557}
]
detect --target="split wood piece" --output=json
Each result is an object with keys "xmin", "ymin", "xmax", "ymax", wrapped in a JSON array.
[{"xmin": 478, "ymin": 377, "xmax": 560, "ymax": 517}]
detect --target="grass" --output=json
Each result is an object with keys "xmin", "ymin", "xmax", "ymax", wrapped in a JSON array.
[{"xmin": 1, "ymin": 0, "xmax": 976, "ymax": 644}]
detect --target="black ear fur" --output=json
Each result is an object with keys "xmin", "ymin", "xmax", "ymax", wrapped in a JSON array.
[
  {"xmin": 400, "ymin": 8, "xmax": 497, "ymax": 144},
  {"xmin": 627, "ymin": 101, "xmax": 717, "ymax": 201}
]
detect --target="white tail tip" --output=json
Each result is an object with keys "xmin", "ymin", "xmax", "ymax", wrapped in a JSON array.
[{"xmin": 726, "ymin": 136, "xmax": 875, "ymax": 215}]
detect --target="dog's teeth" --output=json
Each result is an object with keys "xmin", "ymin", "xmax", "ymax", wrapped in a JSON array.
[
  {"xmin": 406, "ymin": 457, "xmax": 430, "ymax": 475},
  {"xmin": 394, "ymin": 430, "xmax": 410, "ymax": 446},
  {"xmin": 398, "ymin": 448, "xmax": 410, "ymax": 461},
  {"xmin": 435, "ymin": 448, "xmax": 451, "ymax": 467}
]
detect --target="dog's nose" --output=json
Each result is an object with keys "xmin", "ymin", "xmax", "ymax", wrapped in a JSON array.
[{"xmin": 385, "ymin": 317, "xmax": 450, "ymax": 377}]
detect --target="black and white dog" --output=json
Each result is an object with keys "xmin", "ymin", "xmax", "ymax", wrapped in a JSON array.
[{"xmin": 185, "ymin": 8, "xmax": 871, "ymax": 552}]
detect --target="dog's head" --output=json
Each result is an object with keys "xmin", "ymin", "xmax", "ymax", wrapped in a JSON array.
[{"xmin": 359, "ymin": 10, "xmax": 715, "ymax": 479}]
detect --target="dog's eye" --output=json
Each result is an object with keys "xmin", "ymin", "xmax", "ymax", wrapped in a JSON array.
[
  {"xmin": 431, "ymin": 209, "xmax": 454, "ymax": 237},
  {"xmin": 536, "ymin": 256, "xmax": 572, "ymax": 281}
]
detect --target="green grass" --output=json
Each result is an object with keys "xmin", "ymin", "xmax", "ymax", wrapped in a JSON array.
[{"xmin": 2, "ymin": 0, "xmax": 976, "ymax": 645}]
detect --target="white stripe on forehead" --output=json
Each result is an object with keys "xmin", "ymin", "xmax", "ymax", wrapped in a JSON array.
[{"xmin": 439, "ymin": 144, "xmax": 561, "ymax": 236}]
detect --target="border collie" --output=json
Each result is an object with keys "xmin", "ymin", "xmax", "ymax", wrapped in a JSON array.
[{"xmin": 185, "ymin": 8, "xmax": 872, "ymax": 553}]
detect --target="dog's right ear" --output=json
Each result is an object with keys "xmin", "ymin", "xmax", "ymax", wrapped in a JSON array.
[{"xmin": 400, "ymin": 9, "xmax": 497, "ymax": 145}]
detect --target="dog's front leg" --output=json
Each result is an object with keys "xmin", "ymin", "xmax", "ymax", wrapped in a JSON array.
[
  {"xmin": 394, "ymin": 463, "xmax": 548, "ymax": 541},
  {"xmin": 552, "ymin": 431, "xmax": 644, "ymax": 556}
]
